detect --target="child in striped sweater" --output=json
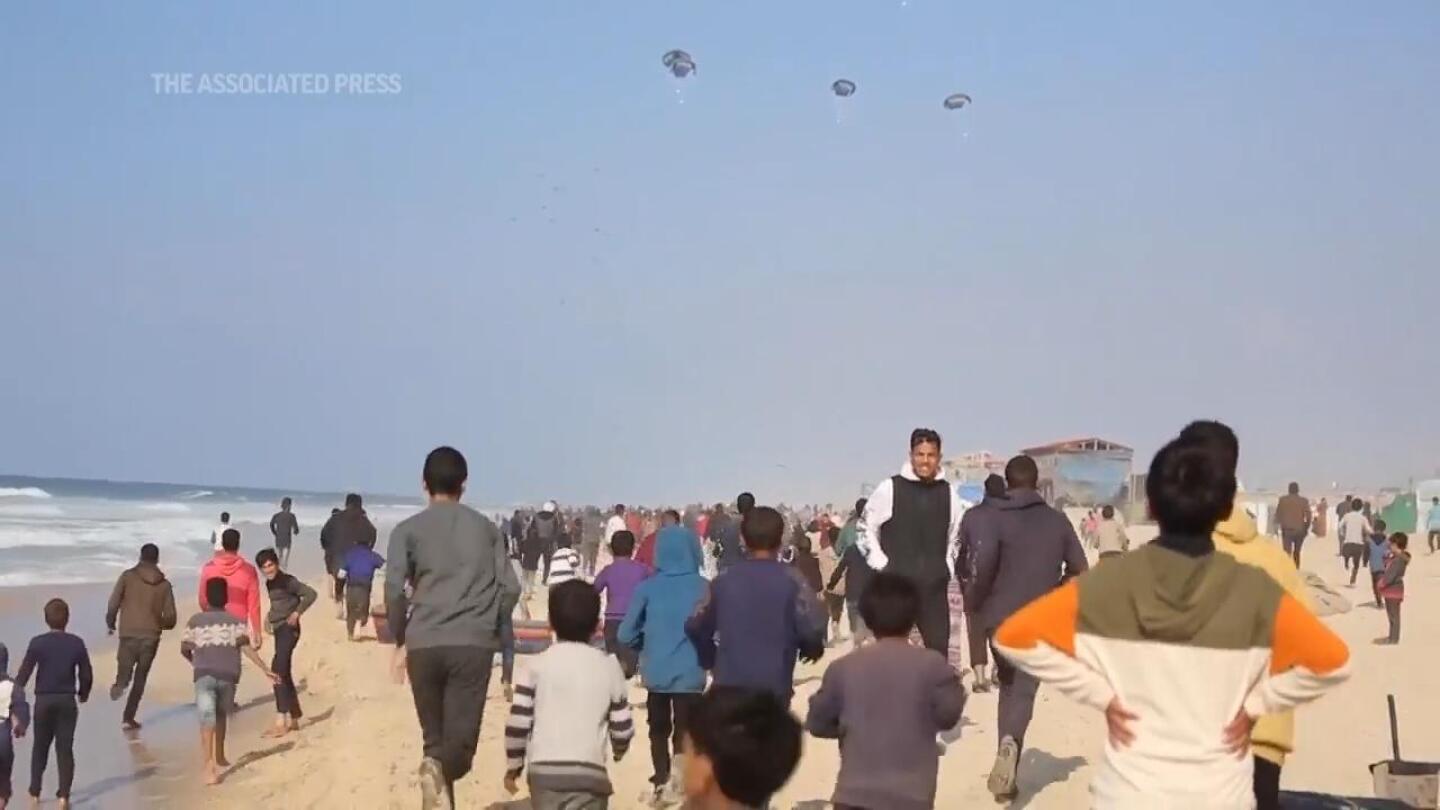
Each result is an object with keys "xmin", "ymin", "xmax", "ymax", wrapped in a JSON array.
[{"xmin": 504, "ymin": 580, "xmax": 633, "ymax": 807}]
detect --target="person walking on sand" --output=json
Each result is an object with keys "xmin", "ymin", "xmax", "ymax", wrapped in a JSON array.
[
  {"xmin": 199, "ymin": 529, "xmax": 264, "ymax": 653},
  {"xmin": 1274, "ymin": 483, "xmax": 1311, "ymax": 568},
  {"xmin": 105, "ymin": 543, "xmax": 177, "ymax": 730},
  {"xmin": 319, "ymin": 507, "xmax": 342, "ymax": 611},
  {"xmin": 269, "ymin": 498, "xmax": 300, "ymax": 569},
  {"xmin": 0, "ymin": 642, "xmax": 32, "ymax": 810},
  {"xmin": 967, "ymin": 454, "xmax": 1088, "ymax": 802},
  {"xmin": 210, "ymin": 512, "xmax": 232, "ymax": 551},
  {"xmin": 994, "ymin": 435, "xmax": 1350, "ymax": 808},
  {"xmin": 182, "ymin": 578, "xmax": 277, "ymax": 787},
  {"xmin": 958, "ymin": 475, "xmax": 1006, "ymax": 691},
  {"xmin": 1313, "ymin": 498, "xmax": 1329, "ymax": 544},
  {"xmin": 256, "ymin": 549, "xmax": 317, "ymax": 738},
  {"xmin": 856, "ymin": 428, "xmax": 965, "ymax": 656},
  {"xmin": 1180, "ymin": 420, "xmax": 1314, "ymax": 810},
  {"xmin": 1094, "ymin": 505, "xmax": 1130, "ymax": 561},
  {"xmin": 1426, "ymin": 497, "xmax": 1440, "ymax": 554},
  {"xmin": 15, "ymin": 600, "xmax": 91, "ymax": 810},
  {"xmin": 386, "ymin": 447, "xmax": 521, "ymax": 810},
  {"xmin": 328, "ymin": 494, "xmax": 377, "ymax": 619}
]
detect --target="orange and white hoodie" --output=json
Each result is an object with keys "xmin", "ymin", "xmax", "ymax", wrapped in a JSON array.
[{"xmin": 995, "ymin": 541, "xmax": 1349, "ymax": 809}]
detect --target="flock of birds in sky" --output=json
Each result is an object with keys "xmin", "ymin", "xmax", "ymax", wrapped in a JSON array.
[{"xmin": 662, "ymin": 48, "xmax": 971, "ymax": 110}]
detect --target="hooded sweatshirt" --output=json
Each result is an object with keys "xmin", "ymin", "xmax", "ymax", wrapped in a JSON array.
[
  {"xmin": 956, "ymin": 494, "xmax": 1006, "ymax": 597},
  {"xmin": 0, "ymin": 643, "xmax": 32, "ymax": 733},
  {"xmin": 995, "ymin": 541, "xmax": 1350, "ymax": 808},
  {"xmin": 619, "ymin": 527, "xmax": 709, "ymax": 693},
  {"xmin": 857, "ymin": 463, "xmax": 964, "ymax": 587},
  {"xmin": 106, "ymin": 562, "xmax": 178, "ymax": 639},
  {"xmin": 1211, "ymin": 501, "xmax": 1311, "ymax": 766},
  {"xmin": 198, "ymin": 552, "xmax": 263, "ymax": 639},
  {"xmin": 331, "ymin": 506, "xmax": 378, "ymax": 560},
  {"xmin": 968, "ymin": 489, "xmax": 1088, "ymax": 632}
]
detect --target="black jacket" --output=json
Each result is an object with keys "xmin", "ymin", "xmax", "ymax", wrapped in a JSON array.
[
  {"xmin": 956, "ymin": 494, "xmax": 1006, "ymax": 598},
  {"xmin": 968, "ymin": 489, "xmax": 1088, "ymax": 632},
  {"xmin": 323, "ymin": 507, "xmax": 377, "ymax": 570}
]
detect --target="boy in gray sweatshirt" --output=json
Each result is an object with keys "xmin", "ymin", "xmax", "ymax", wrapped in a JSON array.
[{"xmin": 807, "ymin": 572, "xmax": 966, "ymax": 810}]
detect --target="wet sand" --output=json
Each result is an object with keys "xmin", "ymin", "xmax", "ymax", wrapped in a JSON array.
[{"xmin": 0, "ymin": 519, "xmax": 348, "ymax": 808}]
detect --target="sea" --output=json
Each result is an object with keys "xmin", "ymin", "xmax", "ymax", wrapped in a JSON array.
[{"xmin": 0, "ymin": 474, "xmax": 428, "ymax": 587}]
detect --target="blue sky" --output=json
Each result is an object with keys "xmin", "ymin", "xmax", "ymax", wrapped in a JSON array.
[{"xmin": 3, "ymin": 1, "xmax": 1438, "ymax": 505}]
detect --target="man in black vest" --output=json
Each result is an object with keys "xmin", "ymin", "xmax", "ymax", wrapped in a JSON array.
[{"xmin": 856, "ymin": 428, "xmax": 964, "ymax": 655}]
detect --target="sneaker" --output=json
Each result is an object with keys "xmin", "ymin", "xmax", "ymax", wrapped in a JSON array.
[
  {"xmin": 109, "ymin": 684, "xmax": 125, "ymax": 702},
  {"xmin": 987, "ymin": 735, "xmax": 1020, "ymax": 801},
  {"xmin": 418, "ymin": 757, "xmax": 451, "ymax": 810},
  {"xmin": 121, "ymin": 718, "xmax": 142, "ymax": 731}
]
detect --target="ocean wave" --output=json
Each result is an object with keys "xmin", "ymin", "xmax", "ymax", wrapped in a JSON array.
[
  {"xmin": 180, "ymin": 490, "xmax": 215, "ymax": 500},
  {"xmin": 138, "ymin": 502, "xmax": 192, "ymax": 514},
  {"xmin": 0, "ymin": 487, "xmax": 52, "ymax": 499},
  {"xmin": 0, "ymin": 503, "xmax": 66, "ymax": 518}
]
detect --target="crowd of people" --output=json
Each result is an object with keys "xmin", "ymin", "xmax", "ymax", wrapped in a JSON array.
[{"xmin": 0, "ymin": 419, "xmax": 1390, "ymax": 809}]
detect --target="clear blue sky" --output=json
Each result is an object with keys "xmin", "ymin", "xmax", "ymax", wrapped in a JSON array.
[{"xmin": 3, "ymin": 1, "xmax": 1438, "ymax": 505}]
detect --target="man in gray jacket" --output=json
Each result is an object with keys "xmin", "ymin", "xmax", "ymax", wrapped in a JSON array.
[
  {"xmin": 968, "ymin": 455, "xmax": 1088, "ymax": 802},
  {"xmin": 386, "ymin": 446, "xmax": 521, "ymax": 810}
]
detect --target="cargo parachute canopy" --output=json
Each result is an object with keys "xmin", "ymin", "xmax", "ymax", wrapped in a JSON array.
[
  {"xmin": 662, "ymin": 49, "xmax": 696, "ymax": 79},
  {"xmin": 831, "ymin": 79, "xmax": 856, "ymax": 97},
  {"xmin": 942, "ymin": 92, "xmax": 972, "ymax": 110}
]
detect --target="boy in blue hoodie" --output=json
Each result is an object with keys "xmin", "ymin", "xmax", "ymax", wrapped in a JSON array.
[
  {"xmin": 1367, "ymin": 519, "xmax": 1390, "ymax": 608},
  {"xmin": 0, "ymin": 643, "xmax": 32, "ymax": 810},
  {"xmin": 339, "ymin": 544, "xmax": 385, "ymax": 641},
  {"xmin": 685, "ymin": 506, "xmax": 825, "ymax": 702},
  {"xmin": 619, "ymin": 526, "xmax": 708, "ymax": 806}
]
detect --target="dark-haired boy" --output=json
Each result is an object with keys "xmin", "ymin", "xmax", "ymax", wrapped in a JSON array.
[
  {"xmin": 504, "ymin": 580, "xmax": 633, "ymax": 808},
  {"xmin": 682, "ymin": 686, "xmax": 802, "ymax": 810},
  {"xmin": 1367, "ymin": 522, "xmax": 1391, "ymax": 608},
  {"xmin": 593, "ymin": 531, "xmax": 646, "ymax": 679},
  {"xmin": 183, "ymin": 578, "xmax": 276, "ymax": 786},
  {"xmin": 106, "ymin": 542, "xmax": 178, "ymax": 729},
  {"xmin": 1378, "ymin": 533, "xmax": 1410, "ymax": 645},
  {"xmin": 807, "ymin": 572, "xmax": 966, "ymax": 810},
  {"xmin": 16, "ymin": 599, "xmax": 91, "ymax": 807},
  {"xmin": 686, "ymin": 507, "xmax": 825, "ymax": 700},
  {"xmin": 256, "ymin": 549, "xmax": 317, "ymax": 737},
  {"xmin": 387, "ymin": 446, "xmax": 521, "ymax": 809},
  {"xmin": 340, "ymin": 543, "xmax": 386, "ymax": 641}
]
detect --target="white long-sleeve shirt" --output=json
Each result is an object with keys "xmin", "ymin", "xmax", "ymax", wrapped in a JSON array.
[{"xmin": 856, "ymin": 463, "xmax": 967, "ymax": 577}]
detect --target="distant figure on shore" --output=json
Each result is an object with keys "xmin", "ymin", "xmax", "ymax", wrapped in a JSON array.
[
  {"xmin": 995, "ymin": 434, "xmax": 1350, "ymax": 809},
  {"xmin": 1313, "ymin": 498, "xmax": 1329, "ymax": 541},
  {"xmin": 527, "ymin": 502, "xmax": 566, "ymax": 587},
  {"xmin": 1378, "ymin": 532, "xmax": 1410, "ymax": 645},
  {"xmin": 269, "ymin": 498, "xmax": 300, "ymax": 568},
  {"xmin": 319, "ymin": 507, "xmax": 342, "ymax": 611},
  {"xmin": 967, "ymin": 454, "xmax": 1088, "ymax": 802},
  {"xmin": 256, "ymin": 549, "xmax": 317, "ymax": 738},
  {"xmin": 16, "ymin": 598, "xmax": 92, "ymax": 809},
  {"xmin": 1274, "ymin": 483, "xmax": 1311, "ymax": 568},
  {"xmin": 326, "ymin": 495, "xmax": 377, "ymax": 620},
  {"xmin": 199, "ymin": 529, "xmax": 264, "ymax": 653},
  {"xmin": 340, "ymin": 543, "xmax": 386, "ymax": 641},
  {"xmin": 857, "ymin": 428, "xmax": 965, "ymax": 657},
  {"xmin": 385, "ymin": 446, "xmax": 520, "ymax": 810},
  {"xmin": 710, "ymin": 495, "xmax": 752, "ymax": 575},
  {"xmin": 0, "ymin": 642, "xmax": 32, "ymax": 810},
  {"xmin": 210, "ymin": 511, "xmax": 232, "ymax": 551},
  {"xmin": 105, "ymin": 543, "xmax": 177, "ymax": 730},
  {"xmin": 1337, "ymin": 499, "xmax": 1372, "ymax": 578},
  {"xmin": 182, "ymin": 577, "xmax": 276, "ymax": 787},
  {"xmin": 827, "ymin": 499, "xmax": 874, "ymax": 648},
  {"xmin": 1426, "ymin": 497, "xmax": 1440, "ymax": 554},
  {"xmin": 1094, "ymin": 505, "xmax": 1130, "ymax": 560},
  {"xmin": 1335, "ymin": 496, "xmax": 1353, "ymax": 556}
]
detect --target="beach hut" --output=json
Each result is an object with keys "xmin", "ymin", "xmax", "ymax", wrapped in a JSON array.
[{"xmin": 1022, "ymin": 437, "xmax": 1134, "ymax": 507}]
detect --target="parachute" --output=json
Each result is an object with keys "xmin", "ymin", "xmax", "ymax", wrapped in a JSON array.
[
  {"xmin": 942, "ymin": 93, "xmax": 972, "ymax": 110},
  {"xmin": 662, "ymin": 49, "xmax": 696, "ymax": 79},
  {"xmin": 831, "ymin": 79, "xmax": 856, "ymax": 98}
]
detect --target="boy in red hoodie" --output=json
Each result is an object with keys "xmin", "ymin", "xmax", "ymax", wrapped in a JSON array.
[{"xmin": 198, "ymin": 529, "xmax": 264, "ymax": 653}]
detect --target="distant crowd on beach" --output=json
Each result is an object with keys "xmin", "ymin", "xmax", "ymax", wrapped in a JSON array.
[{"xmin": 4, "ymin": 418, "xmax": 1420, "ymax": 809}]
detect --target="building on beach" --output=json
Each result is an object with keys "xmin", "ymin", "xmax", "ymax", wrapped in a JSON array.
[{"xmin": 1022, "ymin": 437, "xmax": 1134, "ymax": 507}]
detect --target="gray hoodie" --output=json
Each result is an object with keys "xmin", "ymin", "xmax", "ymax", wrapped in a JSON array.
[
  {"xmin": 968, "ymin": 489, "xmax": 1089, "ymax": 631},
  {"xmin": 385, "ymin": 501, "xmax": 521, "ymax": 650}
]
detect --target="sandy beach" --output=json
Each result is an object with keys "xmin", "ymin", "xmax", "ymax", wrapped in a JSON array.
[{"xmin": 102, "ymin": 524, "xmax": 1425, "ymax": 810}]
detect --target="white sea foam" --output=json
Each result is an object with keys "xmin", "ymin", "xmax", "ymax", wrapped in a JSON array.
[
  {"xmin": 180, "ymin": 490, "xmax": 215, "ymax": 500},
  {"xmin": 0, "ymin": 487, "xmax": 53, "ymax": 499},
  {"xmin": 138, "ymin": 502, "xmax": 192, "ymax": 514},
  {"xmin": 0, "ymin": 503, "xmax": 66, "ymax": 518}
]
